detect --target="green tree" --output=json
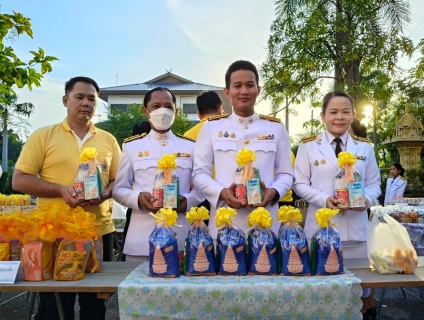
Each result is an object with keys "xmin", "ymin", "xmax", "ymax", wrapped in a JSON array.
[
  {"xmin": 0, "ymin": 93, "xmax": 33, "ymax": 171},
  {"xmin": 0, "ymin": 129, "xmax": 24, "ymax": 165},
  {"xmin": 0, "ymin": 9, "xmax": 58, "ymax": 102},
  {"xmin": 261, "ymin": 0, "xmax": 414, "ymax": 116},
  {"xmin": 96, "ymin": 104, "xmax": 194, "ymax": 146}
]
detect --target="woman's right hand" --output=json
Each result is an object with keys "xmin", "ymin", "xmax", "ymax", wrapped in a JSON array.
[{"xmin": 326, "ymin": 196, "xmax": 339, "ymax": 210}]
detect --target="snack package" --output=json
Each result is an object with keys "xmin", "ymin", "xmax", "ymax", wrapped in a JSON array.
[
  {"xmin": 149, "ymin": 207, "xmax": 180, "ymax": 277},
  {"xmin": 152, "ymin": 154, "xmax": 180, "ymax": 208},
  {"xmin": 235, "ymin": 149, "xmax": 263, "ymax": 205},
  {"xmin": 216, "ymin": 207, "xmax": 247, "ymax": 275},
  {"xmin": 246, "ymin": 207, "xmax": 278, "ymax": 275},
  {"xmin": 368, "ymin": 208, "xmax": 418, "ymax": 274},
  {"xmin": 311, "ymin": 208, "xmax": 344, "ymax": 275},
  {"xmin": 184, "ymin": 206, "xmax": 216, "ymax": 276},
  {"xmin": 54, "ymin": 238, "xmax": 96, "ymax": 281},
  {"xmin": 74, "ymin": 147, "xmax": 102, "ymax": 200},
  {"xmin": 333, "ymin": 152, "xmax": 365, "ymax": 209},
  {"xmin": 22, "ymin": 241, "xmax": 54, "ymax": 281},
  {"xmin": 277, "ymin": 206, "xmax": 311, "ymax": 276}
]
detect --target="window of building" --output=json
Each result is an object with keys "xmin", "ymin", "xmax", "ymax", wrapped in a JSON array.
[
  {"xmin": 182, "ymin": 103, "xmax": 197, "ymax": 114},
  {"xmin": 111, "ymin": 104, "xmax": 128, "ymax": 112}
]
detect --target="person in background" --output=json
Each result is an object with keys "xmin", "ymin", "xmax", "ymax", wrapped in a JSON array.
[
  {"xmin": 293, "ymin": 91, "xmax": 380, "ymax": 319},
  {"xmin": 384, "ymin": 163, "xmax": 407, "ymax": 205},
  {"xmin": 113, "ymin": 87, "xmax": 204, "ymax": 262},
  {"xmin": 278, "ymin": 151, "xmax": 296, "ymax": 207},
  {"xmin": 121, "ymin": 121, "xmax": 151, "ymax": 261},
  {"xmin": 183, "ymin": 91, "xmax": 224, "ymax": 141},
  {"xmin": 12, "ymin": 76, "xmax": 121, "ymax": 320}
]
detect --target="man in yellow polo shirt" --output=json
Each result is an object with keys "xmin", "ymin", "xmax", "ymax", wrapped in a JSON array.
[
  {"xmin": 184, "ymin": 91, "xmax": 223, "ymax": 141},
  {"xmin": 13, "ymin": 76, "xmax": 120, "ymax": 320}
]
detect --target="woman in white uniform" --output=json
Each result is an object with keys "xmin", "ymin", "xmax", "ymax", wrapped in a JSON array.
[
  {"xmin": 384, "ymin": 163, "xmax": 407, "ymax": 205},
  {"xmin": 293, "ymin": 91, "xmax": 381, "ymax": 319}
]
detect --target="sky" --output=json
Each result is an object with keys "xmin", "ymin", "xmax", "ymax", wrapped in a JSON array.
[{"xmin": 2, "ymin": 0, "xmax": 424, "ymax": 140}]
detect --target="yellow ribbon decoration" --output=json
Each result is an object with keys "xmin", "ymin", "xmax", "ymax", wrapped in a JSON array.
[
  {"xmin": 337, "ymin": 151, "xmax": 356, "ymax": 167},
  {"xmin": 149, "ymin": 207, "xmax": 181, "ymax": 227},
  {"xmin": 186, "ymin": 206, "xmax": 210, "ymax": 225},
  {"xmin": 157, "ymin": 154, "xmax": 177, "ymax": 170},
  {"xmin": 236, "ymin": 148, "xmax": 256, "ymax": 167},
  {"xmin": 80, "ymin": 147, "xmax": 98, "ymax": 162},
  {"xmin": 277, "ymin": 205, "xmax": 303, "ymax": 224},
  {"xmin": 215, "ymin": 207, "xmax": 237, "ymax": 228},
  {"xmin": 248, "ymin": 207, "xmax": 273, "ymax": 228},
  {"xmin": 315, "ymin": 207, "xmax": 339, "ymax": 228}
]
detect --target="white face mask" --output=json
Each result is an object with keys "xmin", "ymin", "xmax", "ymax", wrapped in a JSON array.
[{"xmin": 148, "ymin": 107, "xmax": 176, "ymax": 130}]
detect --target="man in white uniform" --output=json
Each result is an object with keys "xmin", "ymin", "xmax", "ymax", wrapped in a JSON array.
[
  {"xmin": 192, "ymin": 60, "xmax": 293, "ymax": 237},
  {"xmin": 113, "ymin": 87, "xmax": 204, "ymax": 261}
]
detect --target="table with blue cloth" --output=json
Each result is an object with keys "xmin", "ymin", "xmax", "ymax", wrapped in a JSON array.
[{"xmin": 118, "ymin": 262, "xmax": 363, "ymax": 320}]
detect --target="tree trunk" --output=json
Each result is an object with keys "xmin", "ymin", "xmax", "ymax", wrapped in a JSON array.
[
  {"xmin": 345, "ymin": 59, "xmax": 361, "ymax": 115},
  {"xmin": 2, "ymin": 125, "xmax": 8, "ymax": 172},
  {"xmin": 285, "ymin": 97, "xmax": 289, "ymax": 134}
]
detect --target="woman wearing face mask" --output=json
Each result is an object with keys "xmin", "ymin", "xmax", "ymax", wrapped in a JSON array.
[
  {"xmin": 384, "ymin": 163, "xmax": 407, "ymax": 205},
  {"xmin": 293, "ymin": 91, "xmax": 381, "ymax": 319},
  {"xmin": 113, "ymin": 87, "xmax": 204, "ymax": 262}
]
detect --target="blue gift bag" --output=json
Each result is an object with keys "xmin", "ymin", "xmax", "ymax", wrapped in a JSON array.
[
  {"xmin": 217, "ymin": 225, "xmax": 247, "ymax": 275},
  {"xmin": 247, "ymin": 227, "xmax": 278, "ymax": 275},
  {"xmin": 311, "ymin": 226, "xmax": 344, "ymax": 275},
  {"xmin": 149, "ymin": 224, "xmax": 179, "ymax": 278}
]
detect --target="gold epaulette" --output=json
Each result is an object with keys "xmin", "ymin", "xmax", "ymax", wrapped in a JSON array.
[
  {"xmin": 259, "ymin": 114, "xmax": 281, "ymax": 123},
  {"xmin": 207, "ymin": 114, "xmax": 230, "ymax": 121},
  {"xmin": 175, "ymin": 133, "xmax": 195, "ymax": 142},
  {"xmin": 352, "ymin": 135, "xmax": 372, "ymax": 143},
  {"xmin": 401, "ymin": 177, "xmax": 406, "ymax": 181},
  {"xmin": 123, "ymin": 132, "xmax": 147, "ymax": 143},
  {"xmin": 302, "ymin": 136, "xmax": 316, "ymax": 143}
]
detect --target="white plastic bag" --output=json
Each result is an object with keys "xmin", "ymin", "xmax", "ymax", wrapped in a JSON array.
[{"xmin": 367, "ymin": 208, "xmax": 418, "ymax": 274}]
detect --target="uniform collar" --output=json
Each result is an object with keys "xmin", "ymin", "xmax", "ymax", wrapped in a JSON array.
[
  {"xmin": 230, "ymin": 112, "xmax": 258, "ymax": 125},
  {"xmin": 149, "ymin": 129, "xmax": 174, "ymax": 141},
  {"xmin": 324, "ymin": 130, "xmax": 349, "ymax": 145},
  {"xmin": 61, "ymin": 118, "xmax": 97, "ymax": 134}
]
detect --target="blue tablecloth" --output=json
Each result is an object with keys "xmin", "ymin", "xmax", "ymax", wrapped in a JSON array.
[{"xmin": 118, "ymin": 262, "xmax": 362, "ymax": 320}]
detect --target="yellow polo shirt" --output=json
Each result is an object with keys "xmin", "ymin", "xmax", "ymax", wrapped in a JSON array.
[
  {"xmin": 184, "ymin": 119, "xmax": 216, "ymax": 178},
  {"xmin": 279, "ymin": 152, "xmax": 296, "ymax": 202},
  {"xmin": 15, "ymin": 118, "xmax": 121, "ymax": 235}
]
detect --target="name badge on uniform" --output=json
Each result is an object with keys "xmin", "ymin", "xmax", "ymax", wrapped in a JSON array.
[
  {"xmin": 176, "ymin": 152, "xmax": 191, "ymax": 158},
  {"xmin": 257, "ymin": 134, "xmax": 274, "ymax": 140}
]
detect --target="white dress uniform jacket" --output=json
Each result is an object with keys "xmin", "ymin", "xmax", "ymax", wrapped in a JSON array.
[
  {"xmin": 113, "ymin": 130, "xmax": 204, "ymax": 256},
  {"xmin": 384, "ymin": 176, "xmax": 407, "ymax": 205},
  {"xmin": 293, "ymin": 132, "xmax": 381, "ymax": 243},
  {"xmin": 192, "ymin": 113, "xmax": 294, "ymax": 237}
]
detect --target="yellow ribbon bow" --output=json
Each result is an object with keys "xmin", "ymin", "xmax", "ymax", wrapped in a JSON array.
[
  {"xmin": 248, "ymin": 207, "xmax": 273, "ymax": 228},
  {"xmin": 186, "ymin": 206, "xmax": 210, "ymax": 225},
  {"xmin": 215, "ymin": 207, "xmax": 237, "ymax": 228},
  {"xmin": 236, "ymin": 148, "xmax": 256, "ymax": 167},
  {"xmin": 80, "ymin": 147, "xmax": 98, "ymax": 162},
  {"xmin": 315, "ymin": 207, "xmax": 339, "ymax": 228},
  {"xmin": 157, "ymin": 154, "xmax": 177, "ymax": 170},
  {"xmin": 150, "ymin": 207, "xmax": 181, "ymax": 227},
  {"xmin": 277, "ymin": 205, "xmax": 303, "ymax": 224},
  {"xmin": 337, "ymin": 151, "xmax": 356, "ymax": 167}
]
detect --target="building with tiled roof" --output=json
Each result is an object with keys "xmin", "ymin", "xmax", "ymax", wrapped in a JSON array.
[{"xmin": 99, "ymin": 72, "xmax": 231, "ymax": 121}]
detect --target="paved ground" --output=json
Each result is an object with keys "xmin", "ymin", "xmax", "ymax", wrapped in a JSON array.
[{"xmin": 1, "ymin": 287, "xmax": 423, "ymax": 319}]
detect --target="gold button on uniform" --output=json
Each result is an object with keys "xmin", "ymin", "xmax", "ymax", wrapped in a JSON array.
[
  {"xmin": 158, "ymin": 136, "xmax": 163, "ymax": 140},
  {"xmin": 249, "ymin": 118, "xmax": 253, "ymax": 123},
  {"xmin": 239, "ymin": 118, "xmax": 242, "ymax": 123},
  {"xmin": 244, "ymin": 140, "xmax": 249, "ymax": 145},
  {"xmin": 243, "ymin": 126, "xmax": 248, "ymax": 130},
  {"xmin": 161, "ymin": 142, "xmax": 167, "ymax": 146}
]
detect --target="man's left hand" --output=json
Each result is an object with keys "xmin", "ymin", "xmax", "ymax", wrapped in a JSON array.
[
  {"xmin": 252, "ymin": 181, "xmax": 277, "ymax": 208},
  {"xmin": 89, "ymin": 188, "xmax": 112, "ymax": 206},
  {"xmin": 176, "ymin": 196, "xmax": 187, "ymax": 213}
]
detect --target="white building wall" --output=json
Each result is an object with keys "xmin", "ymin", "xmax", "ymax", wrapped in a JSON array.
[{"xmin": 108, "ymin": 94, "xmax": 198, "ymax": 121}]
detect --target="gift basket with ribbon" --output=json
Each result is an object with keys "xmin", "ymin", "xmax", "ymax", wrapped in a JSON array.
[
  {"xmin": 74, "ymin": 147, "xmax": 103, "ymax": 200},
  {"xmin": 235, "ymin": 148, "xmax": 263, "ymax": 205},
  {"xmin": 152, "ymin": 154, "xmax": 180, "ymax": 208}
]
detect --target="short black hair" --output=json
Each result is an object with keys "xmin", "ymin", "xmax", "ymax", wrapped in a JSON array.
[
  {"xmin": 132, "ymin": 121, "xmax": 151, "ymax": 135},
  {"xmin": 196, "ymin": 91, "xmax": 222, "ymax": 116},
  {"xmin": 225, "ymin": 60, "xmax": 259, "ymax": 89},
  {"xmin": 143, "ymin": 87, "xmax": 176, "ymax": 107},
  {"xmin": 65, "ymin": 76, "xmax": 100, "ymax": 95},
  {"xmin": 322, "ymin": 91, "xmax": 354, "ymax": 113}
]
